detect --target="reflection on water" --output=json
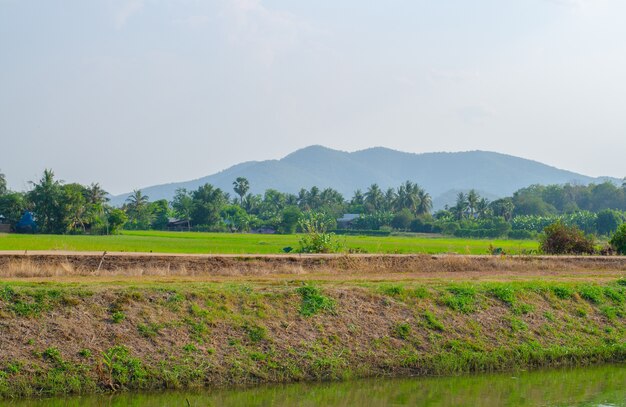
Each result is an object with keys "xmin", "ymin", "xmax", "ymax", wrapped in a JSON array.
[{"xmin": 9, "ymin": 363, "xmax": 626, "ymax": 407}]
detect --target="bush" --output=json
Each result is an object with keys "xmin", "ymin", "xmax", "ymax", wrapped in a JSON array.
[
  {"xmin": 609, "ymin": 224, "xmax": 626, "ymax": 255},
  {"xmin": 539, "ymin": 222, "xmax": 595, "ymax": 255},
  {"xmin": 298, "ymin": 212, "xmax": 342, "ymax": 253},
  {"xmin": 409, "ymin": 218, "xmax": 441, "ymax": 234},
  {"xmin": 391, "ymin": 209, "xmax": 414, "ymax": 230},
  {"xmin": 596, "ymin": 209, "xmax": 624, "ymax": 236}
]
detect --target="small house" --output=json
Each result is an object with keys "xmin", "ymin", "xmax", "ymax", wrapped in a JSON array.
[
  {"xmin": 167, "ymin": 218, "xmax": 191, "ymax": 231},
  {"xmin": 250, "ymin": 227, "xmax": 276, "ymax": 234},
  {"xmin": 336, "ymin": 213, "xmax": 360, "ymax": 229},
  {"xmin": 0, "ymin": 215, "xmax": 9, "ymax": 233}
]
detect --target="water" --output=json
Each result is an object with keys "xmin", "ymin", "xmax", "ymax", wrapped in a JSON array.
[{"xmin": 7, "ymin": 363, "xmax": 626, "ymax": 407}]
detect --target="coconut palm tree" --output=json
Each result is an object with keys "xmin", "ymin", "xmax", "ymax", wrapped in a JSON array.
[
  {"xmin": 126, "ymin": 189, "xmax": 149, "ymax": 211},
  {"xmin": 467, "ymin": 189, "xmax": 480, "ymax": 218},
  {"xmin": 416, "ymin": 187, "xmax": 432, "ymax": 216},
  {"xmin": 0, "ymin": 170, "xmax": 6, "ymax": 195},
  {"xmin": 395, "ymin": 181, "xmax": 421, "ymax": 214},
  {"xmin": 383, "ymin": 188, "xmax": 397, "ymax": 211},
  {"xmin": 453, "ymin": 192, "xmax": 468, "ymax": 220},
  {"xmin": 125, "ymin": 189, "xmax": 151, "ymax": 229},
  {"xmin": 233, "ymin": 177, "xmax": 250, "ymax": 205},
  {"xmin": 476, "ymin": 197, "xmax": 490, "ymax": 218},
  {"xmin": 364, "ymin": 184, "xmax": 384, "ymax": 213},
  {"xmin": 351, "ymin": 189, "xmax": 364, "ymax": 206},
  {"xmin": 86, "ymin": 183, "xmax": 109, "ymax": 206}
]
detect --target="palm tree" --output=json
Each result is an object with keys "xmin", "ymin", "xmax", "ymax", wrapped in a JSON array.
[
  {"xmin": 476, "ymin": 197, "xmax": 490, "ymax": 218},
  {"xmin": 351, "ymin": 189, "xmax": 364, "ymax": 206},
  {"xmin": 467, "ymin": 189, "xmax": 480, "ymax": 218},
  {"xmin": 86, "ymin": 183, "xmax": 109, "ymax": 206},
  {"xmin": 233, "ymin": 177, "xmax": 250, "ymax": 205},
  {"xmin": 364, "ymin": 184, "xmax": 384, "ymax": 213},
  {"xmin": 453, "ymin": 192, "xmax": 468, "ymax": 220},
  {"xmin": 395, "ymin": 181, "xmax": 421, "ymax": 214},
  {"xmin": 384, "ymin": 188, "xmax": 397, "ymax": 211},
  {"xmin": 0, "ymin": 170, "xmax": 6, "ymax": 195},
  {"xmin": 242, "ymin": 193, "xmax": 262, "ymax": 214},
  {"xmin": 27, "ymin": 169, "xmax": 64, "ymax": 233},
  {"xmin": 126, "ymin": 189, "xmax": 149, "ymax": 211},
  {"xmin": 416, "ymin": 187, "xmax": 432, "ymax": 216}
]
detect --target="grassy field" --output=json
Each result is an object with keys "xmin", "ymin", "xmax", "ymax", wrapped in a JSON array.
[{"xmin": 0, "ymin": 230, "xmax": 538, "ymax": 255}]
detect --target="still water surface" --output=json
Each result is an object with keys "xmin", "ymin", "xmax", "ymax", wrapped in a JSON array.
[{"xmin": 8, "ymin": 363, "xmax": 626, "ymax": 407}]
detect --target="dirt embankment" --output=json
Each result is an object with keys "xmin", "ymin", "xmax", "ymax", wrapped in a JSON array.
[
  {"xmin": 1, "ymin": 278, "xmax": 626, "ymax": 398},
  {"xmin": 2, "ymin": 252, "xmax": 626, "ymax": 279}
]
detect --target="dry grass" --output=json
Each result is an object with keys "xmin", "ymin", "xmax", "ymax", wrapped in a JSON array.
[{"xmin": 1, "ymin": 253, "xmax": 626, "ymax": 282}]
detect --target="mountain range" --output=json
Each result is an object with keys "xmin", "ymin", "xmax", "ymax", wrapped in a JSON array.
[{"xmin": 109, "ymin": 146, "xmax": 619, "ymax": 209}]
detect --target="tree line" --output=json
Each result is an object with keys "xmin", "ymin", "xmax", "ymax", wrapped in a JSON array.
[{"xmin": 1, "ymin": 169, "xmax": 626, "ymax": 238}]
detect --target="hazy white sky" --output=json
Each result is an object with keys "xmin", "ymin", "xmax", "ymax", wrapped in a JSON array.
[{"xmin": 1, "ymin": 0, "xmax": 626, "ymax": 194}]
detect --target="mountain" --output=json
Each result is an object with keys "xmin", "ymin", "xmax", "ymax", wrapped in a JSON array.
[{"xmin": 109, "ymin": 146, "xmax": 618, "ymax": 208}]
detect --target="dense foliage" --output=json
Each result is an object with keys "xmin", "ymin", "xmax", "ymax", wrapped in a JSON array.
[
  {"xmin": 539, "ymin": 222, "xmax": 596, "ymax": 255},
  {"xmin": 609, "ymin": 224, "xmax": 626, "ymax": 255},
  {"xmin": 1, "ymin": 169, "xmax": 626, "ymax": 242}
]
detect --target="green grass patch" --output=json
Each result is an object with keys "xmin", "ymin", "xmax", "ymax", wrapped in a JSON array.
[
  {"xmin": 296, "ymin": 286, "xmax": 336, "ymax": 317},
  {"xmin": 392, "ymin": 322, "xmax": 411, "ymax": 339},
  {"xmin": 422, "ymin": 311, "xmax": 445, "ymax": 331},
  {"xmin": 441, "ymin": 285, "xmax": 477, "ymax": 313},
  {"xmin": 579, "ymin": 286, "xmax": 604, "ymax": 304}
]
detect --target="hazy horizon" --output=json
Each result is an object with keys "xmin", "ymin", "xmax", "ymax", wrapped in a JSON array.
[
  {"xmin": 2, "ymin": 145, "xmax": 620, "ymax": 196},
  {"xmin": 2, "ymin": 0, "xmax": 626, "ymax": 194}
]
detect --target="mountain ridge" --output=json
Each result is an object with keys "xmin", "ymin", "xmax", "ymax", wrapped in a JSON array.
[{"xmin": 109, "ymin": 146, "xmax": 619, "ymax": 208}]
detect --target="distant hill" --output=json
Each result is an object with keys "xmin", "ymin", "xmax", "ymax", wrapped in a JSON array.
[{"xmin": 109, "ymin": 146, "xmax": 619, "ymax": 209}]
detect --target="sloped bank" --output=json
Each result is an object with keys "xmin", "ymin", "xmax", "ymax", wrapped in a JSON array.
[{"xmin": 1, "ymin": 278, "xmax": 626, "ymax": 398}]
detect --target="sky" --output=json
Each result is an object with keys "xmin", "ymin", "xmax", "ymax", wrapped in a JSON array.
[{"xmin": 1, "ymin": 0, "xmax": 626, "ymax": 194}]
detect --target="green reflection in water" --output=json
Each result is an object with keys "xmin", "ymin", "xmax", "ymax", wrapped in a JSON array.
[{"xmin": 9, "ymin": 363, "xmax": 626, "ymax": 407}]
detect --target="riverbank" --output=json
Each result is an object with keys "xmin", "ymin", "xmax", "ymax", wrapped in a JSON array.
[{"xmin": 2, "ymin": 276, "xmax": 626, "ymax": 398}]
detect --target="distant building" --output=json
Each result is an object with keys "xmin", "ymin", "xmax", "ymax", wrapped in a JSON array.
[
  {"xmin": 16, "ymin": 211, "xmax": 37, "ymax": 233},
  {"xmin": 336, "ymin": 213, "xmax": 360, "ymax": 229},
  {"xmin": 166, "ymin": 218, "xmax": 191, "ymax": 231},
  {"xmin": 0, "ymin": 215, "xmax": 9, "ymax": 233},
  {"xmin": 250, "ymin": 227, "xmax": 276, "ymax": 234}
]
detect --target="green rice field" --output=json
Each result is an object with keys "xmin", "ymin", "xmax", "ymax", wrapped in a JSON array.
[{"xmin": 0, "ymin": 231, "xmax": 538, "ymax": 255}]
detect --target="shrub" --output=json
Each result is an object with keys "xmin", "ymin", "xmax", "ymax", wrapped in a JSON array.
[
  {"xmin": 101, "ymin": 346, "xmax": 146, "ymax": 389},
  {"xmin": 609, "ymin": 224, "xmax": 626, "ymax": 255},
  {"xmin": 296, "ymin": 286, "xmax": 335, "ymax": 317},
  {"xmin": 391, "ymin": 209, "xmax": 414, "ymax": 230},
  {"xmin": 297, "ymin": 212, "xmax": 342, "ymax": 253},
  {"xmin": 552, "ymin": 286, "xmax": 574, "ymax": 299},
  {"xmin": 539, "ymin": 222, "xmax": 595, "ymax": 255}
]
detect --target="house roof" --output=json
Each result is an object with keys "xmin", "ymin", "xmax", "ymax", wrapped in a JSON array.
[{"xmin": 337, "ymin": 213, "xmax": 360, "ymax": 222}]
